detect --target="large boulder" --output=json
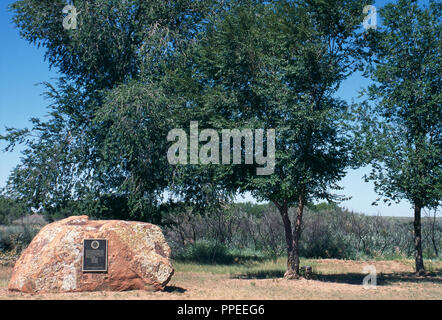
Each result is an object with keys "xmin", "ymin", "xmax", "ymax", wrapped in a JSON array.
[{"xmin": 8, "ymin": 216, "xmax": 174, "ymax": 293}]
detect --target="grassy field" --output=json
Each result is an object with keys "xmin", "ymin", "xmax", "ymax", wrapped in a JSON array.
[{"xmin": 0, "ymin": 258, "xmax": 441, "ymax": 300}]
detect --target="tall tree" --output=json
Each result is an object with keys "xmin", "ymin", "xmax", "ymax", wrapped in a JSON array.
[
  {"xmin": 188, "ymin": 0, "xmax": 369, "ymax": 278},
  {"xmin": 1, "ymin": 0, "xmax": 214, "ymax": 221},
  {"xmin": 356, "ymin": 0, "xmax": 441, "ymax": 275}
]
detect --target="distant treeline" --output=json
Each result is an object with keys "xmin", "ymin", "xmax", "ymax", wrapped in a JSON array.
[
  {"xmin": 1, "ymin": 196, "xmax": 440, "ymax": 261},
  {"xmin": 164, "ymin": 202, "xmax": 441, "ymax": 263}
]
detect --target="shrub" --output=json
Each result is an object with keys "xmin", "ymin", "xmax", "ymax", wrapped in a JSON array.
[
  {"xmin": 164, "ymin": 202, "xmax": 440, "ymax": 261},
  {"xmin": 0, "ymin": 225, "xmax": 39, "ymax": 254},
  {"xmin": 174, "ymin": 240, "xmax": 233, "ymax": 264}
]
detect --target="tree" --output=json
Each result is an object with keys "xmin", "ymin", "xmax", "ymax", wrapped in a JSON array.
[
  {"xmin": 356, "ymin": 0, "xmax": 441, "ymax": 274},
  {"xmin": 188, "ymin": 0, "xmax": 369, "ymax": 278},
  {"xmin": 0, "ymin": 196, "xmax": 27, "ymax": 225},
  {"xmin": 1, "ymin": 0, "xmax": 215, "ymax": 222}
]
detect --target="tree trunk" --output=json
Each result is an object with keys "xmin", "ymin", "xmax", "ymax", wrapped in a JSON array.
[
  {"xmin": 273, "ymin": 191, "xmax": 306, "ymax": 280},
  {"xmin": 413, "ymin": 203, "xmax": 425, "ymax": 275},
  {"xmin": 273, "ymin": 200, "xmax": 296, "ymax": 278},
  {"xmin": 290, "ymin": 190, "xmax": 305, "ymax": 278}
]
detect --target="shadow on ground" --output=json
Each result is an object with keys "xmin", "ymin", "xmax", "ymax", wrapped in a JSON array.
[
  {"xmin": 231, "ymin": 269, "xmax": 442, "ymax": 286},
  {"xmin": 316, "ymin": 271, "xmax": 442, "ymax": 286},
  {"xmin": 164, "ymin": 286, "xmax": 187, "ymax": 293}
]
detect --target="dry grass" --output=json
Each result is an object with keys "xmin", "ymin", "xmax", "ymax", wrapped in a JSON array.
[
  {"xmin": 0, "ymin": 265, "xmax": 13, "ymax": 289},
  {"xmin": 0, "ymin": 258, "xmax": 441, "ymax": 300}
]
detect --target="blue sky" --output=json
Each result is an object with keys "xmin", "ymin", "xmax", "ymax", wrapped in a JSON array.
[{"xmin": 0, "ymin": 0, "xmax": 417, "ymax": 216}]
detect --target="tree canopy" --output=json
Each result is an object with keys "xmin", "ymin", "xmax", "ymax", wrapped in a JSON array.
[{"xmin": 2, "ymin": 0, "xmax": 218, "ymax": 222}]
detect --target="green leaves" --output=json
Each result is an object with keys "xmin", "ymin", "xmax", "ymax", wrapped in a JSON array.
[
  {"xmin": 3, "ymin": 0, "xmax": 216, "ymax": 221},
  {"xmin": 6, "ymin": 0, "xmax": 437, "ymax": 228},
  {"xmin": 188, "ymin": 0, "xmax": 368, "ymax": 207},
  {"xmin": 357, "ymin": 0, "xmax": 441, "ymax": 209}
]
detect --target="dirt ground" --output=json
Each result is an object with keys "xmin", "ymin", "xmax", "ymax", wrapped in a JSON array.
[{"xmin": 0, "ymin": 259, "xmax": 441, "ymax": 300}]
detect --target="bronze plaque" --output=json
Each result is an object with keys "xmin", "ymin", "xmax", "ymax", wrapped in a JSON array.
[{"xmin": 82, "ymin": 239, "xmax": 108, "ymax": 272}]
